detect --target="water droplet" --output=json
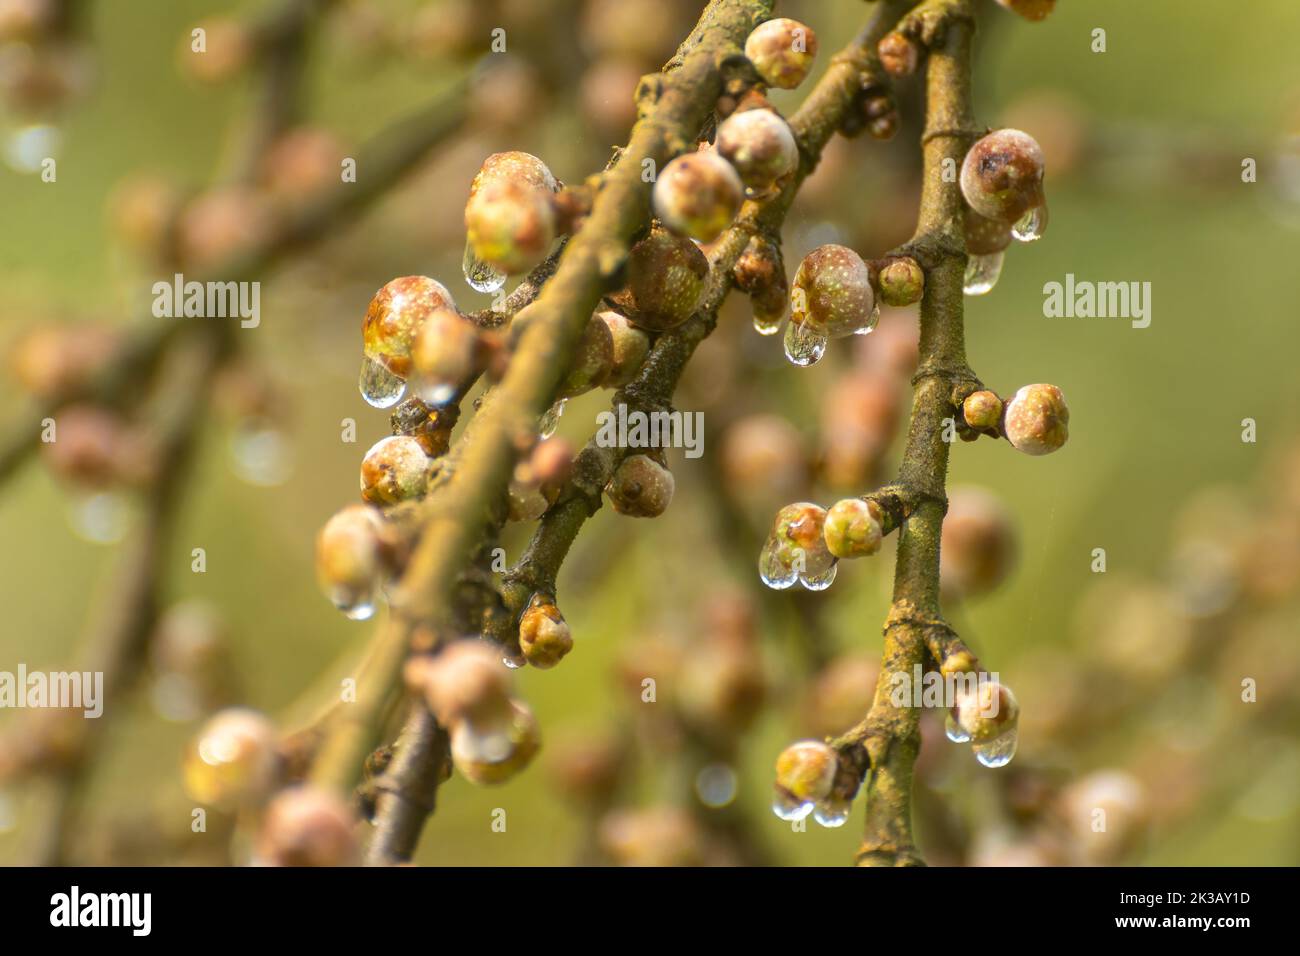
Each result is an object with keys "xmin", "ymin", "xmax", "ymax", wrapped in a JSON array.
[
  {"xmin": 462, "ymin": 239, "xmax": 506, "ymax": 294},
  {"xmin": 963, "ymin": 251, "xmax": 1005, "ymax": 296},
  {"xmin": 418, "ymin": 380, "xmax": 459, "ymax": 406},
  {"xmin": 813, "ymin": 797, "xmax": 851, "ymax": 828},
  {"xmin": 230, "ymin": 424, "xmax": 291, "ymax": 486},
  {"xmin": 358, "ymin": 355, "xmax": 406, "ymax": 409},
  {"xmin": 771, "ymin": 788, "xmax": 813, "ymax": 821},
  {"xmin": 783, "ymin": 320, "xmax": 827, "ymax": 367},
  {"xmin": 758, "ymin": 535, "xmax": 798, "ymax": 590},
  {"xmin": 753, "ymin": 311, "xmax": 783, "ymax": 336},
  {"xmin": 502, "ymin": 654, "xmax": 525, "ymax": 670},
  {"xmin": 1011, "ymin": 204, "xmax": 1047, "ymax": 242},
  {"xmin": 799, "ymin": 560, "xmax": 838, "ymax": 591},
  {"xmin": 944, "ymin": 711, "xmax": 971, "ymax": 743},
  {"xmin": 458, "ymin": 722, "xmax": 514, "ymax": 763},
  {"xmin": 330, "ymin": 586, "xmax": 377, "ymax": 621},
  {"xmin": 4, "ymin": 123, "xmax": 61, "ymax": 174},
  {"xmin": 973, "ymin": 728, "xmax": 1018, "ymax": 768},
  {"xmin": 695, "ymin": 763, "xmax": 738, "ymax": 808},
  {"xmin": 69, "ymin": 492, "xmax": 128, "ymax": 544},
  {"xmin": 538, "ymin": 399, "xmax": 566, "ymax": 438},
  {"xmin": 853, "ymin": 302, "xmax": 882, "ymax": 336}
]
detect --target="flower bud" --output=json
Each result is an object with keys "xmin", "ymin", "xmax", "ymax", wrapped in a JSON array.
[
  {"xmin": 995, "ymin": 0, "xmax": 1056, "ymax": 22},
  {"xmin": 950, "ymin": 680, "xmax": 1019, "ymax": 742},
  {"xmin": 450, "ymin": 699, "xmax": 540, "ymax": 785},
  {"xmin": 608, "ymin": 226, "xmax": 708, "ymax": 331},
  {"xmin": 177, "ymin": 186, "xmax": 273, "ymax": 270},
  {"xmin": 1003, "ymin": 383, "xmax": 1069, "ymax": 455},
  {"xmin": 260, "ymin": 127, "xmax": 347, "ymax": 208},
  {"xmin": 960, "ymin": 128, "xmax": 1047, "ymax": 225},
  {"xmin": 652, "ymin": 150, "xmax": 743, "ymax": 243},
  {"xmin": 182, "ymin": 708, "xmax": 278, "ymax": 809},
  {"xmin": 407, "ymin": 640, "xmax": 512, "ymax": 727},
  {"xmin": 41, "ymin": 405, "xmax": 148, "ymax": 489},
  {"xmin": 557, "ymin": 312, "xmax": 615, "ymax": 399},
  {"xmin": 469, "ymin": 150, "xmax": 558, "ymax": 196},
  {"xmin": 362, "ymin": 276, "xmax": 458, "ymax": 380},
  {"xmin": 715, "ymin": 108, "xmax": 798, "ymax": 193},
  {"xmin": 605, "ymin": 454, "xmax": 674, "ymax": 517},
  {"xmin": 181, "ymin": 18, "xmax": 250, "ymax": 84},
  {"xmin": 823, "ymin": 497, "xmax": 884, "ymax": 559},
  {"xmin": 359, "ymin": 435, "xmax": 432, "ymax": 505},
  {"xmin": 1057, "ymin": 770, "xmax": 1147, "ymax": 865},
  {"xmin": 315, "ymin": 504, "xmax": 391, "ymax": 619},
  {"xmin": 596, "ymin": 311, "xmax": 650, "ymax": 386},
  {"xmin": 599, "ymin": 806, "xmax": 704, "ymax": 867},
  {"xmin": 877, "ymin": 31, "xmax": 919, "ymax": 78},
  {"xmin": 760, "ymin": 501, "xmax": 837, "ymax": 590},
  {"xmin": 773, "ymin": 740, "xmax": 837, "ymax": 820},
  {"xmin": 744, "ymin": 18, "xmax": 818, "ymax": 90},
  {"xmin": 256, "ymin": 786, "xmax": 359, "ymax": 867},
  {"xmin": 411, "ymin": 307, "xmax": 480, "ymax": 402},
  {"xmin": 108, "ymin": 176, "xmax": 181, "ymax": 256},
  {"xmin": 465, "ymin": 177, "xmax": 557, "ymax": 276},
  {"xmin": 962, "ymin": 389, "xmax": 1003, "ymax": 431},
  {"xmin": 940, "ymin": 487, "xmax": 1017, "ymax": 600},
  {"xmin": 720, "ymin": 413, "xmax": 807, "ymax": 504},
  {"xmin": 791, "ymin": 244, "xmax": 875, "ymax": 338},
  {"xmin": 876, "ymin": 257, "xmax": 925, "ymax": 307},
  {"xmin": 519, "ymin": 599, "xmax": 573, "ymax": 669}
]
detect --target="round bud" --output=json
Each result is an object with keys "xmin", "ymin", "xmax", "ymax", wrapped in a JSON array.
[
  {"xmin": 108, "ymin": 175, "xmax": 181, "ymax": 256},
  {"xmin": 744, "ymin": 18, "xmax": 818, "ymax": 90},
  {"xmin": 960, "ymin": 128, "xmax": 1047, "ymax": 224},
  {"xmin": 411, "ymin": 307, "xmax": 480, "ymax": 400},
  {"xmin": 260, "ymin": 128, "xmax": 346, "ymax": 207},
  {"xmin": 609, "ymin": 226, "xmax": 708, "ymax": 331},
  {"xmin": 995, "ymin": 0, "xmax": 1056, "ymax": 22},
  {"xmin": 715, "ymin": 108, "xmax": 798, "ymax": 193},
  {"xmin": 774, "ymin": 740, "xmax": 837, "ymax": 807},
  {"xmin": 557, "ymin": 313, "xmax": 615, "ymax": 399},
  {"xmin": 362, "ymin": 276, "xmax": 457, "ymax": 380},
  {"xmin": 605, "ymin": 454, "xmax": 674, "ymax": 517},
  {"xmin": 678, "ymin": 642, "xmax": 766, "ymax": 735},
  {"xmin": 720, "ymin": 413, "xmax": 806, "ymax": 504},
  {"xmin": 182, "ymin": 708, "xmax": 278, "ymax": 809},
  {"xmin": 409, "ymin": 640, "xmax": 512, "ymax": 727},
  {"xmin": 177, "ymin": 187, "xmax": 273, "ymax": 270},
  {"xmin": 596, "ymin": 311, "xmax": 650, "ymax": 387},
  {"xmin": 256, "ymin": 787, "xmax": 358, "ymax": 867},
  {"xmin": 523, "ymin": 435, "xmax": 576, "ymax": 489},
  {"xmin": 964, "ymin": 208, "xmax": 1014, "ymax": 256},
  {"xmin": 469, "ymin": 150, "xmax": 558, "ymax": 196},
  {"xmin": 40, "ymin": 405, "xmax": 138, "ymax": 489},
  {"xmin": 962, "ymin": 390, "xmax": 1003, "ymax": 431},
  {"xmin": 464, "ymin": 177, "xmax": 557, "ymax": 276},
  {"xmin": 950, "ymin": 680, "xmax": 1019, "ymax": 742},
  {"xmin": 1003, "ymin": 383, "xmax": 1069, "ymax": 455},
  {"xmin": 599, "ymin": 806, "xmax": 704, "ymax": 867},
  {"xmin": 819, "ymin": 376, "xmax": 900, "ymax": 488},
  {"xmin": 940, "ymin": 487, "xmax": 1017, "ymax": 600},
  {"xmin": 315, "ymin": 504, "xmax": 389, "ymax": 616},
  {"xmin": 181, "ymin": 18, "xmax": 250, "ymax": 84},
  {"xmin": 359, "ymin": 435, "xmax": 432, "ymax": 505},
  {"xmin": 877, "ymin": 31, "xmax": 919, "ymax": 78},
  {"xmin": 876, "ymin": 257, "xmax": 925, "ymax": 307},
  {"xmin": 0, "ymin": 0, "xmax": 54, "ymax": 44},
  {"xmin": 652, "ymin": 151, "xmax": 743, "ymax": 243},
  {"xmin": 519, "ymin": 600, "xmax": 573, "ymax": 669},
  {"xmin": 450, "ymin": 700, "xmax": 540, "ymax": 786},
  {"xmin": 791, "ymin": 244, "xmax": 875, "ymax": 338},
  {"xmin": 1057, "ymin": 770, "xmax": 1146, "ymax": 864},
  {"xmin": 823, "ymin": 497, "xmax": 884, "ymax": 559}
]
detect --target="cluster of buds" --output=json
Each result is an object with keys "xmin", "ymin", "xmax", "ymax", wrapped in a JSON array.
[
  {"xmin": 958, "ymin": 382, "xmax": 1071, "ymax": 455},
  {"xmin": 960, "ymin": 128, "xmax": 1049, "ymax": 295},
  {"xmin": 759, "ymin": 494, "xmax": 890, "ymax": 592},
  {"xmin": 405, "ymin": 640, "xmax": 540, "ymax": 785}
]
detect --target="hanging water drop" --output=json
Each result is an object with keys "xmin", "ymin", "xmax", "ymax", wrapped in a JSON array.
[
  {"xmin": 538, "ymin": 399, "xmax": 566, "ymax": 438},
  {"xmin": 813, "ymin": 797, "xmax": 851, "ymax": 828},
  {"xmin": 69, "ymin": 491, "xmax": 128, "ymax": 544},
  {"xmin": 771, "ymin": 788, "xmax": 813, "ymax": 822},
  {"xmin": 758, "ymin": 535, "xmax": 799, "ymax": 590},
  {"xmin": 330, "ymin": 586, "xmax": 377, "ymax": 621},
  {"xmin": 462, "ymin": 239, "xmax": 507, "ymax": 294},
  {"xmin": 783, "ymin": 320, "xmax": 827, "ymax": 367},
  {"xmin": 799, "ymin": 560, "xmax": 838, "ymax": 592},
  {"xmin": 963, "ymin": 251, "xmax": 1005, "ymax": 296},
  {"xmin": 972, "ymin": 728, "xmax": 1018, "ymax": 768},
  {"xmin": 4, "ymin": 124, "xmax": 61, "ymax": 174},
  {"xmin": 358, "ymin": 355, "xmax": 406, "ymax": 409},
  {"xmin": 1011, "ymin": 204, "xmax": 1047, "ymax": 242},
  {"xmin": 753, "ymin": 310, "xmax": 782, "ymax": 336},
  {"xmin": 418, "ymin": 380, "xmax": 459, "ymax": 407},
  {"xmin": 944, "ymin": 712, "xmax": 971, "ymax": 743},
  {"xmin": 853, "ymin": 302, "xmax": 882, "ymax": 336}
]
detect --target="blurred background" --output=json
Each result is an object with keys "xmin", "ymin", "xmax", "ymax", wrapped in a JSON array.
[{"xmin": 1, "ymin": 0, "xmax": 1298, "ymax": 866}]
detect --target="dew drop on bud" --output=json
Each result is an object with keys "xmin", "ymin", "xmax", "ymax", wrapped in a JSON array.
[
  {"xmin": 358, "ymin": 355, "xmax": 406, "ymax": 408},
  {"xmin": 771, "ymin": 788, "xmax": 814, "ymax": 821},
  {"xmin": 782, "ymin": 320, "xmax": 827, "ymax": 367},
  {"xmin": 758, "ymin": 535, "xmax": 799, "ymax": 590},
  {"xmin": 538, "ymin": 399, "xmax": 567, "ymax": 438},
  {"xmin": 799, "ymin": 561, "xmax": 838, "ymax": 591},
  {"xmin": 502, "ymin": 654, "xmax": 525, "ymax": 670},
  {"xmin": 462, "ymin": 239, "xmax": 507, "ymax": 294},
  {"xmin": 330, "ymin": 586, "xmax": 376, "ymax": 621},
  {"xmin": 418, "ymin": 381, "xmax": 458, "ymax": 407},
  {"xmin": 853, "ymin": 302, "xmax": 882, "ymax": 336},
  {"xmin": 69, "ymin": 491, "xmax": 129, "ymax": 545},
  {"xmin": 944, "ymin": 711, "xmax": 971, "ymax": 743},
  {"xmin": 963, "ymin": 252, "xmax": 1005, "ymax": 296},
  {"xmin": 1011, "ymin": 204, "xmax": 1047, "ymax": 242},
  {"xmin": 813, "ymin": 797, "xmax": 851, "ymax": 828},
  {"xmin": 972, "ymin": 728, "xmax": 1018, "ymax": 768},
  {"xmin": 753, "ymin": 312, "xmax": 783, "ymax": 337}
]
